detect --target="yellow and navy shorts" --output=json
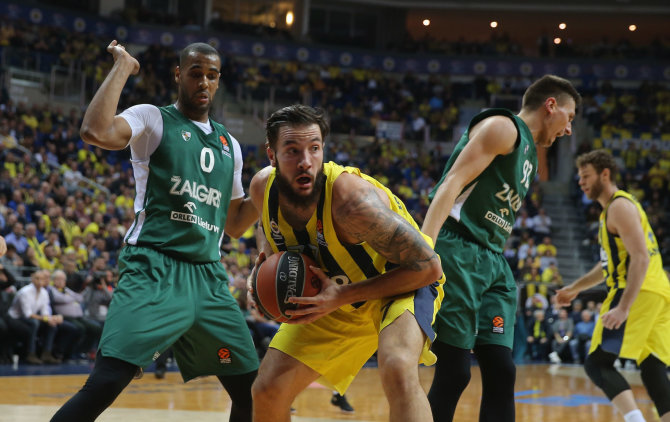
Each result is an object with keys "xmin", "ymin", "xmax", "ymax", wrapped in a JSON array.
[
  {"xmin": 590, "ymin": 289, "xmax": 670, "ymax": 365},
  {"xmin": 269, "ymin": 278, "xmax": 444, "ymax": 394}
]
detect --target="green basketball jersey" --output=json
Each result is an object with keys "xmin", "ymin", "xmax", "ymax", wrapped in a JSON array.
[
  {"xmin": 125, "ymin": 105, "xmax": 235, "ymax": 263},
  {"xmin": 429, "ymin": 109, "xmax": 537, "ymax": 253}
]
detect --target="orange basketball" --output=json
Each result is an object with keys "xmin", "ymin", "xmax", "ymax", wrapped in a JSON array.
[{"xmin": 250, "ymin": 251, "xmax": 322, "ymax": 322}]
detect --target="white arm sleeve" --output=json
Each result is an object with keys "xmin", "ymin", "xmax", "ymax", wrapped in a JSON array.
[
  {"xmin": 230, "ymin": 134, "xmax": 245, "ymax": 200},
  {"xmin": 119, "ymin": 104, "xmax": 164, "ymax": 160}
]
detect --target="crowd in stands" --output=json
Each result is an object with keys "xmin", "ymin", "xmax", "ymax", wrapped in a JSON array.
[
  {"xmin": 398, "ymin": 31, "xmax": 670, "ymax": 60},
  {"xmin": 111, "ymin": 3, "xmax": 670, "ymax": 60},
  {"xmin": 0, "ymin": 10, "xmax": 668, "ymax": 366}
]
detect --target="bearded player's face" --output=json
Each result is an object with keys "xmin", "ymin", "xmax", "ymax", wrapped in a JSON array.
[{"xmin": 270, "ymin": 124, "xmax": 326, "ymax": 208}]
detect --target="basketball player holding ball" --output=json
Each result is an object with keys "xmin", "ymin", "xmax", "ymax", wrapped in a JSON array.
[{"xmin": 247, "ymin": 104, "xmax": 445, "ymax": 422}]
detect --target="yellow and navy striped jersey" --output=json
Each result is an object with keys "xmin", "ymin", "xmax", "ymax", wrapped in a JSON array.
[
  {"xmin": 598, "ymin": 190, "xmax": 670, "ymax": 301},
  {"xmin": 261, "ymin": 161, "xmax": 436, "ymax": 310}
]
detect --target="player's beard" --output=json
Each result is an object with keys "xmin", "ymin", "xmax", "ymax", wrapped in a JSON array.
[
  {"xmin": 275, "ymin": 162, "xmax": 326, "ymax": 209},
  {"xmin": 178, "ymin": 89, "xmax": 210, "ymax": 118},
  {"xmin": 587, "ymin": 178, "xmax": 604, "ymax": 200}
]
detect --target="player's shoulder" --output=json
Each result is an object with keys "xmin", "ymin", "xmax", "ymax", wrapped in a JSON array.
[
  {"xmin": 250, "ymin": 166, "xmax": 274, "ymax": 194},
  {"xmin": 122, "ymin": 103, "xmax": 161, "ymax": 116},
  {"xmin": 332, "ymin": 170, "xmax": 387, "ymax": 208},
  {"xmin": 477, "ymin": 114, "xmax": 517, "ymax": 137}
]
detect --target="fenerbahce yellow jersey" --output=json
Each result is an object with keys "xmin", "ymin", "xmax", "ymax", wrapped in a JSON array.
[
  {"xmin": 598, "ymin": 190, "xmax": 670, "ymax": 300},
  {"xmin": 261, "ymin": 161, "xmax": 440, "ymax": 311}
]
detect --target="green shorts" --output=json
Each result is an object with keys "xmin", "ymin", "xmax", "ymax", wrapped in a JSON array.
[
  {"xmin": 99, "ymin": 246, "xmax": 259, "ymax": 381},
  {"xmin": 433, "ymin": 230, "xmax": 516, "ymax": 350}
]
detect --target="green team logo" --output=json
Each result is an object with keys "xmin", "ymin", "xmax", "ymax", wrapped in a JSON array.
[{"xmin": 181, "ymin": 130, "xmax": 191, "ymax": 142}]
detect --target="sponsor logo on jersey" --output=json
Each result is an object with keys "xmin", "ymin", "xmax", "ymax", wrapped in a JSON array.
[
  {"xmin": 170, "ymin": 176, "xmax": 222, "ymax": 207},
  {"xmin": 484, "ymin": 210, "xmax": 513, "ymax": 234},
  {"xmin": 217, "ymin": 347, "xmax": 232, "ymax": 364},
  {"xmin": 492, "ymin": 316, "xmax": 504, "ymax": 334},
  {"xmin": 220, "ymin": 135, "xmax": 231, "ymax": 157},
  {"xmin": 524, "ymin": 144, "xmax": 529, "ymax": 154},
  {"xmin": 181, "ymin": 130, "xmax": 191, "ymax": 142},
  {"xmin": 170, "ymin": 211, "xmax": 220, "ymax": 233},
  {"xmin": 316, "ymin": 219, "xmax": 328, "ymax": 247},
  {"xmin": 184, "ymin": 201, "xmax": 197, "ymax": 212},
  {"xmin": 269, "ymin": 219, "xmax": 285, "ymax": 248}
]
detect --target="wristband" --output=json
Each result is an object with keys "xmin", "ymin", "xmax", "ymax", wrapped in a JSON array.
[{"xmin": 42, "ymin": 316, "xmax": 48, "ymax": 322}]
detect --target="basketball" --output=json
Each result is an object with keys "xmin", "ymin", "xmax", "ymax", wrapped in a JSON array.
[{"xmin": 250, "ymin": 251, "xmax": 322, "ymax": 322}]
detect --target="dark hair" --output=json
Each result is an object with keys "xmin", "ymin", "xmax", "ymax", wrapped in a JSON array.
[
  {"xmin": 521, "ymin": 75, "xmax": 581, "ymax": 111},
  {"xmin": 575, "ymin": 149, "xmax": 618, "ymax": 182},
  {"xmin": 179, "ymin": 42, "xmax": 220, "ymax": 66},
  {"xmin": 265, "ymin": 105, "xmax": 330, "ymax": 150}
]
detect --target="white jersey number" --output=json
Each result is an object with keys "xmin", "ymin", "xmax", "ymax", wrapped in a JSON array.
[{"xmin": 200, "ymin": 147, "xmax": 214, "ymax": 173}]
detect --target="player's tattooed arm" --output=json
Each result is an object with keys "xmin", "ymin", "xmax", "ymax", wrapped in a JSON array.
[{"xmin": 335, "ymin": 184, "xmax": 439, "ymax": 272}]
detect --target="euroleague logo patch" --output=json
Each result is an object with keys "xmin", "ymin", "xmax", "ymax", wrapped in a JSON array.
[
  {"xmin": 218, "ymin": 347, "xmax": 232, "ymax": 364},
  {"xmin": 492, "ymin": 316, "xmax": 504, "ymax": 334}
]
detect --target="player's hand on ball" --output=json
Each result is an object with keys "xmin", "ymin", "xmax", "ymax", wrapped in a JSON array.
[
  {"xmin": 247, "ymin": 251, "xmax": 267, "ymax": 309},
  {"xmin": 284, "ymin": 266, "xmax": 343, "ymax": 324}
]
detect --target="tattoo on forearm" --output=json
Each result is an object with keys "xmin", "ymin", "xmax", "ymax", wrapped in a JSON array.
[{"xmin": 337, "ymin": 186, "xmax": 438, "ymax": 271}]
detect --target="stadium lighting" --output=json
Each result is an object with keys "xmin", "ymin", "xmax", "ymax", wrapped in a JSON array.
[
  {"xmin": 628, "ymin": 24, "xmax": 637, "ymax": 31},
  {"xmin": 423, "ymin": 19, "xmax": 430, "ymax": 27},
  {"xmin": 286, "ymin": 11, "xmax": 294, "ymax": 26},
  {"xmin": 554, "ymin": 37, "xmax": 562, "ymax": 44},
  {"xmin": 559, "ymin": 23, "xmax": 566, "ymax": 30},
  {"xmin": 490, "ymin": 21, "xmax": 498, "ymax": 28}
]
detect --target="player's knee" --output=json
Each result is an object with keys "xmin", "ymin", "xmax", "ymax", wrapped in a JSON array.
[
  {"xmin": 218, "ymin": 371, "xmax": 255, "ymax": 411},
  {"xmin": 378, "ymin": 351, "xmax": 418, "ymax": 393},
  {"xmin": 584, "ymin": 352, "xmax": 606, "ymax": 389},
  {"xmin": 476, "ymin": 345, "xmax": 516, "ymax": 390},
  {"xmin": 640, "ymin": 355, "xmax": 670, "ymax": 416},
  {"xmin": 432, "ymin": 341, "xmax": 471, "ymax": 390},
  {"xmin": 250, "ymin": 374, "xmax": 276, "ymax": 402},
  {"xmin": 584, "ymin": 349, "xmax": 630, "ymax": 400}
]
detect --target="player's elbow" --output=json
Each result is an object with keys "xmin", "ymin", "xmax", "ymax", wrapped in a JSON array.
[
  {"xmin": 80, "ymin": 126, "xmax": 126, "ymax": 151},
  {"xmin": 80, "ymin": 125, "xmax": 101, "ymax": 146},
  {"xmin": 423, "ymin": 254, "xmax": 443, "ymax": 285},
  {"xmin": 632, "ymin": 252, "xmax": 650, "ymax": 269}
]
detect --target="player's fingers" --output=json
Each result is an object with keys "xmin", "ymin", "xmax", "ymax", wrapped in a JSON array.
[
  {"xmin": 309, "ymin": 265, "xmax": 329, "ymax": 280},
  {"xmin": 285, "ymin": 304, "xmax": 317, "ymax": 315},
  {"xmin": 287, "ymin": 296, "xmax": 316, "ymax": 305}
]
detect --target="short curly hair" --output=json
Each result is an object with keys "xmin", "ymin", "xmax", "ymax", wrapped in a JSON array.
[{"xmin": 575, "ymin": 149, "xmax": 618, "ymax": 182}]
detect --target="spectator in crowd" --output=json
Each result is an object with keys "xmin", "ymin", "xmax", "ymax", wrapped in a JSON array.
[
  {"xmin": 540, "ymin": 261, "xmax": 563, "ymax": 291},
  {"xmin": 0, "ymin": 243, "xmax": 23, "ymax": 279},
  {"xmin": 48, "ymin": 269, "xmax": 101, "ymax": 360},
  {"xmin": 513, "ymin": 209, "xmax": 535, "ymax": 236},
  {"xmin": 7, "ymin": 269, "xmax": 63, "ymax": 364},
  {"xmin": 517, "ymin": 237, "xmax": 537, "ymax": 262},
  {"xmin": 569, "ymin": 299, "xmax": 584, "ymax": 324},
  {"xmin": 536, "ymin": 236, "xmax": 557, "ymax": 257},
  {"xmin": 82, "ymin": 272, "xmax": 112, "ymax": 326},
  {"xmin": 549, "ymin": 308, "xmax": 574, "ymax": 363},
  {"xmin": 5, "ymin": 222, "xmax": 28, "ymax": 256},
  {"xmin": 0, "ymin": 262, "xmax": 16, "ymax": 363},
  {"xmin": 526, "ymin": 309, "xmax": 551, "ymax": 361},
  {"xmin": 532, "ymin": 208, "xmax": 552, "ymax": 241},
  {"xmin": 523, "ymin": 266, "xmax": 543, "ymax": 298},
  {"xmin": 63, "ymin": 256, "xmax": 86, "ymax": 292},
  {"xmin": 570, "ymin": 310, "xmax": 595, "ymax": 364},
  {"xmin": 525, "ymin": 292, "xmax": 549, "ymax": 313}
]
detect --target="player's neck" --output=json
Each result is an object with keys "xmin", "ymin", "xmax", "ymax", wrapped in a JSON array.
[
  {"xmin": 174, "ymin": 101, "xmax": 209, "ymax": 123},
  {"xmin": 597, "ymin": 184, "xmax": 619, "ymax": 208},
  {"xmin": 278, "ymin": 199, "xmax": 316, "ymax": 229}
]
